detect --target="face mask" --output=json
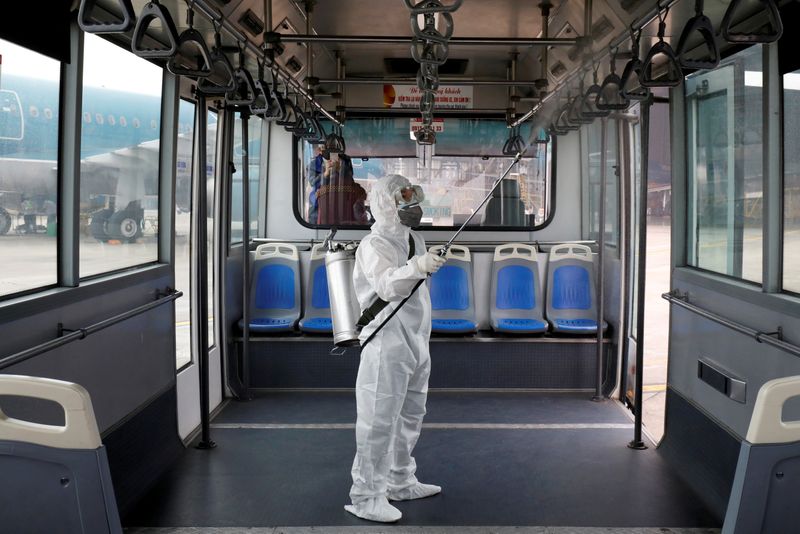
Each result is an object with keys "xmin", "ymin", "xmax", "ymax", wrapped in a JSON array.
[{"xmin": 397, "ymin": 205, "xmax": 423, "ymax": 227}]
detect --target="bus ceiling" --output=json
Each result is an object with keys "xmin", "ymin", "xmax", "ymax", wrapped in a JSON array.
[{"xmin": 73, "ymin": 0, "xmax": 784, "ymax": 128}]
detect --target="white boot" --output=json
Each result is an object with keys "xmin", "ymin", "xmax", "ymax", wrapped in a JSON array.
[
  {"xmin": 387, "ymin": 482, "xmax": 442, "ymax": 501},
  {"xmin": 344, "ymin": 496, "xmax": 402, "ymax": 523}
]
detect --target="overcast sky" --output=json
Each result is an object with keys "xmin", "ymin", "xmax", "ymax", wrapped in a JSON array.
[{"xmin": 1, "ymin": 34, "xmax": 162, "ymax": 95}]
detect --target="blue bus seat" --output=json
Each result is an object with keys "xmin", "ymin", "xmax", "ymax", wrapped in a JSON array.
[
  {"xmin": 238, "ymin": 243, "xmax": 301, "ymax": 333},
  {"xmin": 545, "ymin": 243, "xmax": 607, "ymax": 334},
  {"xmin": 489, "ymin": 243, "xmax": 548, "ymax": 334},
  {"xmin": 0, "ymin": 375, "xmax": 123, "ymax": 534},
  {"xmin": 299, "ymin": 243, "xmax": 333, "ymax": 334},
  {"xmin": 428, "ymin": 244, "xmax": 478, "ymax": 334}
]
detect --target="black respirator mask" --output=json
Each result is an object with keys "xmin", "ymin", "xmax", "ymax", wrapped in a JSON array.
[
  {"xmin": 395, "ymin": 185, "xmax": 425, "ymax": 227},
  {"xmin": 397, "ymin": 205, "xmax": 423, "ymax": 227}
]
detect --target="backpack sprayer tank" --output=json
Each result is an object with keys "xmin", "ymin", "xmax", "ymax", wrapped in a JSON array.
[{"xmin": 323, "ymin": 228, "xmax": 361, "ymax": 347}]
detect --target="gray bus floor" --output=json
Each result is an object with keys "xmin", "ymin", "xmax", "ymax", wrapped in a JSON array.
[{"xmin": 124, "ymin": 391, "xmax": 719, "ymax": 530}]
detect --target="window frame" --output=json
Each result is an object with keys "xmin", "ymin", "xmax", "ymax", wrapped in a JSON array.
[{"xmin": 290, "ymin": 132, "xmax": 558, "ymax": 232}]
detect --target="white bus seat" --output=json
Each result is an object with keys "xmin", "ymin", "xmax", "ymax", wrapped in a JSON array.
[
  {"xmin": 723, "ymin": 375, "xmax": 800, "ymax": 534},
  {"xmin": 238, "ymin": 243, "xmax": 302, "ymax": 333},
  {"xmin": 299, "ymin": 243, "xmax": 333, "ymax": 334},
  {"xmin": 428, "ymin": 245, "xmax": 478, "ymax": 334},
  {"xmin": 545, "ymin": 243, "xmax": 607, "ymax": 334},
  {"xmin": 489, "ymin": 243, "xmax": 548, "ymax": 334},
  {"xmin": 0, "ymin": 375, "xmax": 122, "ymax": 533}
]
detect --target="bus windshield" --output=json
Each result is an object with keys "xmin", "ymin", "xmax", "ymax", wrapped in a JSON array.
[{"xmin": 297, "ymin": 118, "xmax": 553, "ymax": 229}]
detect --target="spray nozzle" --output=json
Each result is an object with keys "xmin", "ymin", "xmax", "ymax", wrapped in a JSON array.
[{"xmin": 323, "ymin": 226, "xmax": 338, "ymax": 251}]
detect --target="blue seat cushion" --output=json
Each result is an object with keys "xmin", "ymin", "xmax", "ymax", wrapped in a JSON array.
[
  {"xmin": 431, "ymin": 318, "xmax": 477, "ymax": 333},
  {"xmin": 494, "ymin": 318, "xmax": 548, "ymax": 333},
  {"xmin": 311, "ymin": 265, "xmax": 330, "ymax": 309},
  {"xmin": 238, "ymin": 317, "xmax": 295, "ymax": 332},
  {"xmin": 552, "ymin": 265, "xmax": 592, "ymax": 310},
  {"xmin": 496, "ymin": 265, "xmax": 535, "ymax": 310},
  {"xmin": 551, "ymin": 318, "xmax": 601, "ymax": 333},
  {"xmin": 299, "ymin": 317, "xmax": 333, "ymax": 333},
  {"xmin": 430, "ymin": 266, "xmax": 470, "ymax": 311},
  {"xmin": 255, "ymin": 264, "xmax": 296, "ymax": 310}
]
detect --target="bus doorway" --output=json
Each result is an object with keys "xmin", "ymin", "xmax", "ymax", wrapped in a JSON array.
[{"xmin": 624, "ymin": 92, "xmax": 672, "ymax": 443}]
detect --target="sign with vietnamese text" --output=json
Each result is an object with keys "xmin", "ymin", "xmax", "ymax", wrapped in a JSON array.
[{"xmin": 384, "ymin": 85, "xmax": 473, "ymax": 109}]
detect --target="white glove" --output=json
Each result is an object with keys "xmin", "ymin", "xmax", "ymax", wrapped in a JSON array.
[{"xmin": 416, "ymin": 252, "xmax": 446, "ymax": 274}]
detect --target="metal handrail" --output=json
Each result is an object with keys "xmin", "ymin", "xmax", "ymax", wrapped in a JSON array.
[
  {"xmin": 662, "ymin": 291, "xmax": 800, "ymax": 358},
  {"xmin": 0, "ymin": 289, "xmax": 183, "ymax": 371}
]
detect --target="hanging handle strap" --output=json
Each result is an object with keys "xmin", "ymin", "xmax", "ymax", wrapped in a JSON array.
[
  {"xmin": 721, "ymin": 0, "xmax": 783, "ymax": 44},
  {"xmin": 675, "ymin": 0, "xmax": 719, "ymax": 70},
  {"xmin": 167, "ymin": 27, "xmax": 213, "ymax": 78},
  {"xmin": 640, "ymin": 7, "xmax": 683, "ymax": 88},
  {"xmin": 78, "ymin": 0, "xmax": 136, "ymax": 34},
  {"xmin": 131, "ymin": 0, "xmax": 180, "ymax": 59}
]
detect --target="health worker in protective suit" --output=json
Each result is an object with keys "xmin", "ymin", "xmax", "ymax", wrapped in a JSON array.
[{"xmin": 345, "ymin": 174, "xmax": 446, "ymax": 523}]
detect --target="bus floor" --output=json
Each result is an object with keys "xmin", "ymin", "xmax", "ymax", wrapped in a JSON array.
[{"xmin": 124, "ymin": 391, "xmax": 720, "ymax": 534}]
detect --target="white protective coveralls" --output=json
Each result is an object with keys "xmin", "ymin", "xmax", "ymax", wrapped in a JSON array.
[{"xmin": 345, "ymin": 174, "xmax": 444, "ymax": 523}]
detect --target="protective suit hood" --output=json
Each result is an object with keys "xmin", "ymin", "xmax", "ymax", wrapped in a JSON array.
[{"xmin": 369, "ymin": 174, "xmax": 412, "ymax": 237}]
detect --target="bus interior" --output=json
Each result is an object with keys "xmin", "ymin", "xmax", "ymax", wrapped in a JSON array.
[{"xmin": 1, "ymin": 0, "xmax": 800, "ymax": 532}]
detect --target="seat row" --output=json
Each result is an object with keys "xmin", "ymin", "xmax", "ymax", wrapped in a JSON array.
[{"xmin": 238, "ymin": 242, "xmax": 607, "ymax": 336}]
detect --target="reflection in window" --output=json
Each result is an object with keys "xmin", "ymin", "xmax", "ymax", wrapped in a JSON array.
[
  {"xmin": 230, "ymin": 113, "xmax": 261, "ymax": 243},
  {"xmin": 175, "ymin": 100, "xmax": 194, "ymax": 369},
  {"xmin": 0, "ymin": 39, "xmax": 60, "ymax": 298},
  {"xmin": 79, "ymin": 33, "xmax": 162, "ymax": 278},
  {"xmin": 207, "ymin": 110, "xmax": 217, "ymax": 347},
  {"xmin": 297, "ymin": 119, "xmax": 552, "ymax": 229},
  {"xmin": 686, "ymin": 45, "xmax": 763, "ymax": 282},
  {"xmin": 784, "ymin": 69, "xmax": 800, "ymax": 292}
]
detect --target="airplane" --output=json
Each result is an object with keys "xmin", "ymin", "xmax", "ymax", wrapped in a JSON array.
[{"xmin": 0, "ymin": 72, "xmax": 207, "ymax": 241}]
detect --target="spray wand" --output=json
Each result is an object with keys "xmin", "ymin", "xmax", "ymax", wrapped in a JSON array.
[{"xmin": 360, "ymin": 147, "xmax": 528, "ymax": 349}]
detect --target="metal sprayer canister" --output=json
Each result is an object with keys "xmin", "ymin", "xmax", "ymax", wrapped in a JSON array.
[{"xmin": 325, "ymin": 245, "xmax": 361, "ymax": 347}]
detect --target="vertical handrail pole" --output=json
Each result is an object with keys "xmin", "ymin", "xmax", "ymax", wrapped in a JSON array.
[
  {"xmin": 629, "ymin": 96, "xmax": 652, "ymax": 450},
  {"xmin": 593, "ymin": 116, "xmax": 607, "ymax": 402},
  {"xmin": 241, "ymin": 111, "xmax": 252, "ymax": 396},
  {"xmin": 195, "ymin": 92, "xmax": 215, "ymax": 449}
]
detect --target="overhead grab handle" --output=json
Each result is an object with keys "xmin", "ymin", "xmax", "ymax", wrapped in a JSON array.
[
  {"xmin": 596, "ymin": 47, "xmax": 630, "ymax": 111},
  {"xmin": 502, "ymin": 126, "xmax": 525, "ymax": 156},
  {"xmin": 250, "ymin": 72, "xmax": 272, "ymax": 117},
  {"xmin": 581, "ymin": 64, "xmax": 611, "ymax": 118},
  {"xmin": 167, "ymin": 29, "xmax": 213, "ymax": 78},
  {"xmin": 721, "ymin": 0, "xmax": 783, "ymax": 44},
  {"xmin": 131, "ymin": 0, "xmax": 180, "ymax": 59},
  {"xmin": 78, "ymin": 0, "xmax": 136, "ymax": 34},
  {"xmin": 556, "ymin": 100, "xmax": 580, "ymax": 132},
  {"xmin": 167, "ymin": 10, "xmax": 212, "ymax": 78},
  {"xmin": 676, "ymin": 0, "xmax": 720, "ymax": 70},
  {"xmin": 640, "ymin": 7, "xmax": 683, "ymax": 88},
  {"xmin": 569, "ymin": 84, "xmax": 593, "ymax": 125},
  {"xmin": 197, "ymin": 32, "xmax": 236, "ymax": 95},
  {"xmin": 269, "ymin": 74, "xmax": 288, "ymax": 121},
  {"xmin": 276, "ymin": 97, "xmax": 298, "ymax": 127},
  {"xmin": 620, "ymin": 28, "xmax": 650, "ymax": 101},
  {"xmin": 404, "ymin": 0, "xmax": 462, "ymax": 14}
]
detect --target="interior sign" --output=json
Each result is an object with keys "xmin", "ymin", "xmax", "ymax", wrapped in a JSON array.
[{"xmin": 385, "ymin": 85, "xmax": 473, "ymax": 109}]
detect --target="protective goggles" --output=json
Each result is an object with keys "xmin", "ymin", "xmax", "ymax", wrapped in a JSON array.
[{"xmin": 394, "ymin": 185, "xmax": 425, "ymax": 208}]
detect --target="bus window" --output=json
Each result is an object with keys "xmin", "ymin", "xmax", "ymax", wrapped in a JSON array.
[
  {"xmin": 0, "ymin": 39, "xmax": 60, "ymax": 298},
  {"xmin": 784, "ymin": 68, "xmax": 800, "ymax": 293},
  {"xmin": 79, "ymin": 33, "xmax": 163, "ymax": 278},
  {"xmin": 175, "ymin": 100, "xmax": 195, "ymax": 370},
  {"xmin": 230, "ymin": 113, "xmax": 261, "ymax": 243},
  {"xmin": 685, "ymin": 45, "xmax": 763, "ymax": 283},
  {"xmin": 296, "ymin": 118, "xmax": 553, "ymax": 229}
]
